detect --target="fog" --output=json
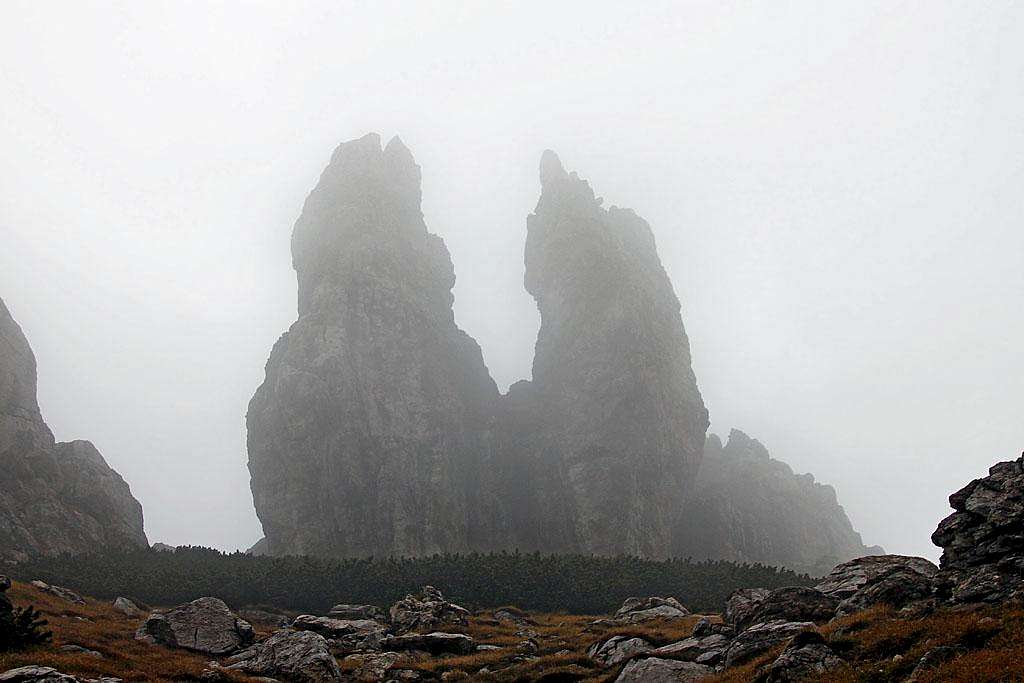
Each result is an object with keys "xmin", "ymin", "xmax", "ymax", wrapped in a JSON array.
[{"xmin": 2, "ymin": 2, "xmax": 1022, "ymax": 560}]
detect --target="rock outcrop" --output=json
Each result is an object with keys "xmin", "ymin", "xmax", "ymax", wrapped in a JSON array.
[
  {"xmin": 677, "ymin": 430, "xmax": 879, "ymax": 574},
  {"xmin": 135, "ymin": 597, "xmax": 254, "ymax": 655},
  {"xmin": 247, "ymin": 134, "xmax": 501, "ymax": 559},
  {"xmin": 816, "ymin": 555, "xmax": 938, "ymax": 615},
  {"xmin": 226, "ymin": 629, "xmax": 341, "ymax": 682},
  {"xmin": 0, "ymin": 297, "xmax": 147, "ymax": 563},
  {"xmin": 247, "ymin": 135, "xmax": 874, "ymax": 565},
  {"xmin": 932, "ymin": 454, "xmax": 1024, "ymax": 604}
]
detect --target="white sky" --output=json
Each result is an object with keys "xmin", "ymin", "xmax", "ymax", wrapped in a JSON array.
[{"xmin": 2, "ymin": 1, "xmax": 1022, "ymax": 561}]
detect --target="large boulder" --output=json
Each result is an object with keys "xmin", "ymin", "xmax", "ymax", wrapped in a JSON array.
[
  {"xmin": 932, "ymin": 455, "xmax": 1024, "ymax": 604},
  {"xmin": 379, "ymin": 632, "xmax": 475, "ymax": 656},
  {"xmin": 739, "ymin": 587, "xmax": 838, "ymax": 630},
  {"xmin": 613, "ymin": 596, "xmax": 690, "ymax": 623},
  {"xmin": 756, "ymin": 631, "xmax": 843, "ymax": 682},
  {"xmin": 388, "ymin": 586, "xmax": 468, "ymax": 633},
  {"xmin": 724, "ymin": 588, "xmax": 771, "ymax": 629},
  {"xmin": 723, "ymin": 621, "xmax": 816, "ymax": 667},
  {"xmin": 816, "ymin": 555, "xmax": 938, "ymax": 602},
  {"xmin": 614, "ymin": 658, "xmax": 713, "ymax": 682},
  {"xmin": 291, "ymin": 615, "xmax": 383, "ymax": 639},
  {"xmin": 0, "ymin": 668, "xmax": 78, "ymax": 683},
  {"xmin": 227, "ymin": 629, "xmax": 341, "ymax": 682},
  {"xmin": 0, "ymin": 298, "xmax": 148, "ymax": 563},
  {"xmin": 135, "ymin": 597, "xmax": 254, "ymax": 655},
  {"xmin": 654, "ymin": 634, "xmax": 730, "ymax": 665},
  {"xmin": 587, "ymin": 635, "xmax": 651, "ymax": 666}
]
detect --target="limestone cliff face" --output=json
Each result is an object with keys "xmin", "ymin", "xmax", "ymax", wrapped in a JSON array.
[
  {"xmin": 514, "ymin": 151, "xmax": 709, "ymax": 557},
  {"xmin": 677, "ymin": 430, "xmax": 878, "ymax": 575},
  {"xmin": 247, "ymin": 134, "xmax": 502, "ymax": 558},
  {"xmin": 0, "ymin": 297, "xmax": 147, "ymax": 562}
]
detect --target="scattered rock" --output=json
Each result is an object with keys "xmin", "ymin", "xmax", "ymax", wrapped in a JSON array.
[
  {"xmin": 388, "ymin": 586, "xmax": 469, "ymax": 634},
  {"xmin": 932, "ymin": 456, "xmax": 1024, "ymax": 605},
  {"xmin": 724, "ymin": 621, "xmax": 816, "ymax": 667},
  {"xmin": 493, "ymin": 607, "xmax": 533, "ymax": 626},
  {"xmin": 612, "ymin": 596, "xmax": 689, "ymax": 623},
  {"xmin": 614, "ymin": 657, "xmax": 713, "ymax": 682},
  {"xmin": 135, "ymin": 597, "xmax": 254, "ymax": 655},
  {"xmin": 380, "ymin": 632, "xmax": 475, "ymax": 656},
  {"xmin": 227, "ymin": 629, "xmax": 341, "ymax": 682},
  {"xmin": 756, "ymin": 631, "xmax": 843, "ymax": 682},
  {"xmin": 740, "ymin": 587, "xmax": 838, "ymax": 630},
  {"xmin": 112, "ymin": 597, "xmax": 142, "ymax": 618},
  {"xmin": 587, "ymin": 635, "xmax": 651, "ymax": 666},
  {"xmin": 29, "ymin": 581, "xmax": 85, "ymax": 605},
  {"xmin": 0, "ymin": 668, "xmax": 79, "ymax": 683},
  {"xmin": 328, "ymin": 604, "xmax": 385, "ymax": 622}
]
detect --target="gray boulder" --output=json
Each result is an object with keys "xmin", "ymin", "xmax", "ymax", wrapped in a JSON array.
[
  {"xmin": 816, "ymin": 555, "xmax": 938, "ymax": 615},
  {"xmin": 740, "ymin": 587, "xmax": 838, "ymax": 630},
  {"xmin": 227, "ymin": 629, "xmax": 341, "ymax": 682},
  {"xmin": 135, "ymin": 597, "xmax": 254, "ymax": 655},
  {"xmin": 379, "ymin": 632, "xmax": 475, "ymax": 656},
  {"xmin": 756, "ymin": 631, "xmax": 843, "ymax": 682},
  {"xmin": 724, "ymin": 621, "xmax": 816, "ymax": 667},
  {"xmin": 613, "ymin": 596, "xmax": 690, "ymax": 623},
  {"xmin": 291, "ymin": 615, "xmax": 383, "ymax": 639},
  {"xmin": 725, "ymin": 588, "xmax": 771, "ymax": 628},
  {"xmin": 654, "ymin": 634, "xmax": 730, "ymax": 665},
  {"xmin": 328, "ymin": 604, "xmax": 385, "ymax": 622},
  {"xmin": 614, "ymin": 658, "xmax": 713, "ymax": 682},
  {"xmin": 0, "ymin": 668, "xmax": 79, "ymax": 683},
  {"xmin": 112, "ymin": 597, "xmax": 143, "ymax": 618},
  {"xmin": 388, "ymin": 586, "xmax": 469, "ymax": 634},
  {"xmin": 586, "ymin": 635, "xmax": 651, "ymax": 666}
]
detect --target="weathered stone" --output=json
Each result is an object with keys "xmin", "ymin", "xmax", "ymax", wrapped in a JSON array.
[
  {"xmin": 57, "ymin": 645, "xmax": 102, "ymax": 658},
  {"xmin": 0, "ymin": 668, "xmax": 79, "ymax": 683},
  {"xmin": 677, "ymin": 431, "xmax": 880, "ymax": 575},
  {"xmin": 724, "ymin": 588, "xmax": 771, "ymax": 629},
  {"xmin": 291, "ymin": 615, "xmax": 383, "ymax": 639},
  {"xmin": 346, "ymin": 652, "xmax": 399, "ymax": 681},
  {"xmin": 227, "ymin": 629, "xmax": 341, "ymax": 682},
  {"xmin": 907, "ymin": 645, "xmax": 965, "ymax": 682},
  {"xmin": 724, "ymin": 621, "xmax": 816, "ymax": 667},
  {"xmin": 328, "ymin": 604, "xmax": 385, "ymax": 622},
  {"xmin": 740, "ymin": 587, "xmax": 838, "ymax": 630},
  {"xmin": 29, "ymin": 582, "xmax": 84, "ymax": 605},
  {"xmin": 112, "ymin": 597, "xmax": 143, "ymax": 618},
  {"xmin": 388, "ymin": 586, "xmax": 468, "ymax": 634},
  {"xmin": 654, "ymin": 634, "xmax": 729, "ymax": 663},
  {"xmin": 614, "ymin": 657, "xmax": 713, "ymax": 682},
  {"xmin": 379, "ymin": 632, "xmax": 475, "ymax": 656},
  {"xmin": 135, "ymin": 597, "xmax": 254, "ymax": 655},
  {"xmin": 493, "ymin": 607, "xmax": 532, "ymax": 626},
  {"xmin": 587, "ymin": 635, "xmax": 651, "ymax": 666},
  {"xmin": 756, "ymin": 631, "xmax": 843, "ymax": 682},
  {"xmin": 816, "ymin": 555, "xmax": 938, "ymax": 603},
  {"xmin": 613, "ymin": 596, "xmax": 690, "ymax": 623},
  {"xmin": 932, "ymin": 455, "xmax": 1024, "ymax": 605}
]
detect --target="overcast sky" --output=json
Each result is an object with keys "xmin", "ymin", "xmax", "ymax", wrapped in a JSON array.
[{"xmin": 2, "ymin": 1, "xmax": 1022, "ymax": 561}]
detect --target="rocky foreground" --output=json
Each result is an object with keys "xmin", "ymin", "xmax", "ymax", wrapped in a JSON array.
[{"xmin": 3, "ymin": 454, "xmax": 1022, "ymax": 681}]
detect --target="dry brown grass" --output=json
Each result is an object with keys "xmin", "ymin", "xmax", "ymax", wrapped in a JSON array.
[{"xmin": 0, "ymin": 580, "xmax": 262, "ymax": 682}]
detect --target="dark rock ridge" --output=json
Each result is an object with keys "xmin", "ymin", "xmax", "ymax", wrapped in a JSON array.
[
  {"xmin": 932, "ymin": 454, "xmax": 1024, "ymax": 604},
  {"xmin": 0, "ymin": 297, "xmax": 147, "ymax": 563},
  {"xmin": 248, "ymin": 134, "xmax": 872, "ymax": 563},
  {"xmin": 676, "ymin": 430, "xmax": 879, "ymax": 574}
]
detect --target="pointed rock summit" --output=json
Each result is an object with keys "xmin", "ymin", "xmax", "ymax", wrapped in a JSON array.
[
  {"xmin": 247, "ymin": 136, "xmax": 871, "ymax": 566},
  {"xmin": 0, "ymin": 297, "xmax": 147, "ymax": 562},
  {"xmin": 247, "ymin": 134, "xmax": 501, "ymax": 558}
]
